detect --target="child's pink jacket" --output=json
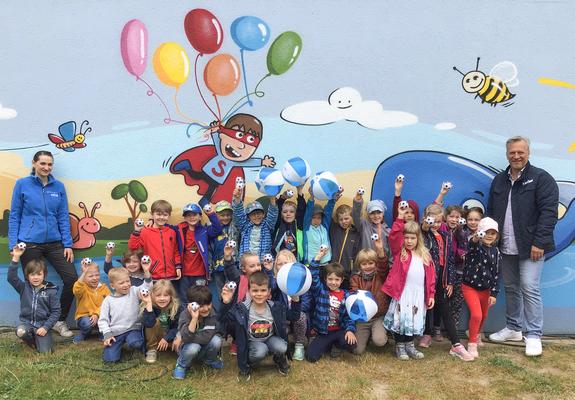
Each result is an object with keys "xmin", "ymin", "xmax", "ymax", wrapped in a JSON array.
[{"xmin": 381, "ymin": 219, "xmax": 436, "ymax": 304}]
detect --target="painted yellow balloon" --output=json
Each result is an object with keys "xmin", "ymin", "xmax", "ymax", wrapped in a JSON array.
[{"xmin": 153, "ymin": 42, "xmax": 190, "ymax": 87}]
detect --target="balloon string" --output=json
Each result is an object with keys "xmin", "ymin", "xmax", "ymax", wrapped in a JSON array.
[
  {"xmin": 239, "ymin": 49, "xmax": 253, "ymax": 107},
  {"xmin": 173, "ymin": 88, "xmax": 208, "ymax": 127},
  {"xmin": 222, "ymin": 74, "xmax": 270, "ymax": 121},
  {"xmin": 138, "ymin": 77, "xmax": 180, "ymax": 124},
  {"xmin": 186, "ymin": 124, "xmax": 211, "ymax": 140},
  {"xmin": 213, "ymin": 94, "xmax": 222, "ymax": 121},
  {"xmin": 193, "ymin": 53, "xmax": 220, "ymax": 121}
]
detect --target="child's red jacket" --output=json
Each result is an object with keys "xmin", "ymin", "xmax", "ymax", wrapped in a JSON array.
[{"xmin": 128, "ymin": 226, "xmax": 181, "ymax": 280}]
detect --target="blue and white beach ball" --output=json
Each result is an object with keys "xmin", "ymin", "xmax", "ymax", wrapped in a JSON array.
[
  {"xmin": 255, "ymin": 167, "xmax": 285, "ymax": 196},
  {"xmin": 282, "ymin": 157, "xmax": 311, "ymax": 186},
  {"xmin": 276, "ymin": 262, "xmax": 312, "ymax": 296},
  {"xmin": 310, "ymin": 171, "xmax": 339, "ymax": 200},
  {"xmin": 345, "ymin": 290, "xmax": 378, "ymax": 322}
]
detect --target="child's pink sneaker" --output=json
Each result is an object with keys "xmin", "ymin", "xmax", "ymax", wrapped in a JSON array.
[
  {"xmin": 449, "ymin": 344, "xmax": 474, "ymax": 361},
  {"xmin": 419, "ymin": 335, "xmax": 432, "ymax": 348},
  {"xmin": 467, "ymin": 343, "xmax": 479, "ymax": 359},
  {"xmin": 229, "ymin": 342, "xmax": 237, "ymax": 356}
]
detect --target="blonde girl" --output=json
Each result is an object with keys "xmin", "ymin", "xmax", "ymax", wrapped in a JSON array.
[
  {"xmin": 382, "ymin": 207, "xmax": 436, "ymax": 361},
  {"xmin": 141, "ymin": 279, "xmax": 183, "ymax": 363}
]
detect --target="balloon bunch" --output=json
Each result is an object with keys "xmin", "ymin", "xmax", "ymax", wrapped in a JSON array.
[{"xmin": 120, "ymin": 10, "xmax": 303, "ymax": 136}]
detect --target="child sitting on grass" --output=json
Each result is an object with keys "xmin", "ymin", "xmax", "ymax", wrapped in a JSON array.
[{"xmin": 9, "ymin": 244, "xmax": 60, "ymax": 353}]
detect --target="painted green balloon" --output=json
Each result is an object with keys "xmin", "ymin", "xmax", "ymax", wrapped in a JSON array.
[{"xmin": 266, "ymin": 31, "xmax": 302, "ymax": 76}]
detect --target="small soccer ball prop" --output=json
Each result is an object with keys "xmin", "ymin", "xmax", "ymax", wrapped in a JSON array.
[
  {"xmin": 311, "ymin": 171, "xmax": 339, "ymax": 200},
  {"xmin": 477, "ymin": 230, "xmax": 486, "ymax": 238},
  {"xmin": 255, "ymin": 167, "xmax": 285, "ymax": 196},
  {"xmin": 338, "ymin": 185, "xmax": 344, "ymax": 192},
  {"xmin": 263, "ymin": 254, "xmax": 274, "ymax": 263},
  {"xmin": 319, "ymin": 244, "xmax": 329, "ymax": 251},
  {"xmin": 140, "ymin": 287, "xmax": 150, "ymax": 296},
  {"xmin": 235, "ymin": 177, "xmax": 244, "ymax": 184},
  {"xmin": 281, "ymin": 157, "xmax": 311, "ymax": 186},
  {"xmin": 135, "ymin": 218, "xmax": 144, "ymax": 227},
  {"xmin": 203, "ymin": 204, "xmax": 212, "ymax": 213},
  {"xmin": 396, "ymin": 174, "xmax": 405, "ymax": 182},
  {"xmin": 371, "ymin": 233, "xmax": 379, "ymax": 241},
  {"xmin": 285, "ymin": 189, "xmax": 294, "ymax": 198},
  {"xmin": 425, "ymin": 216, "xmax": 435, "ymax": 225},
  {"xmin": 141, "ymin": 255, "xmax": 151, "ymax": 264},
  {"xmin": 458, "ymin": 217, "xmax": 466, "ymax": 226},
  {"xmin": 442, "ymin": 181, "xmax": 453, "ymax": 190},
  {"xmin": 276, "ymin": 262, "xmax": 312, "ymax": 296},
  {"xmin": 345, "ymin": 290, "xmax": 378, "ymax": 322},
  {"xmin": 190, "ymin": 302, "xmax": 200, "ymax": 311},
  {"xmin": 398, "ymin": 201, "xmax": 409, "ymax": 209},
  {"xmin": 106, "ymin": 242, "xmax": 116, "ymax": 250},
  {"xmin": 226, "ymin": 240, "xmax": 236, "ymax": 248},
  {"xmin": 235, "ymin": 177, "xmax": 245, "ymax": 189},
  {"xmin": 82, "ymin": 257, "xmax": 92, "ymax": 265},
  {"xmin": 226, "ymin": 281, "xmax": 237, "ymax": 290},
  {"xmin": 16, "ymin": 242, "xmax": 26, "ymax": 250},
  {"xmin": 357, "ymin": 188, "xmax": 365, "ymax": 195}
]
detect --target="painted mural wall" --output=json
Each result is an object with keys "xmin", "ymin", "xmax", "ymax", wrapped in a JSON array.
[{"xmin": 1, "ymin": 1, "xmax": 574, "ymax": 332}]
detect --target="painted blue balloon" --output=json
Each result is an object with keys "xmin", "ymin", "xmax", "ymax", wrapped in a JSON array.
[{"xmin": 230, "ymin": 16, "xmax": 271, "ymax": 51}]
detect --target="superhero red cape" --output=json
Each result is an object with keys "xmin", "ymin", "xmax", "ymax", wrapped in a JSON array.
[{"xmin": 170, "ymin": 145, "xmax": 244, "ymax": 204}]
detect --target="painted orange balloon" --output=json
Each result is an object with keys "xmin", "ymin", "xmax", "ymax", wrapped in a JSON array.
[{"xmin": 203, "ymin": 53, "xmax": 241, "ymax": 96}]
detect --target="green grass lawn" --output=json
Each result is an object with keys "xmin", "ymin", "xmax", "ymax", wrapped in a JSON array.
[{"xmin": 1, "ymin": 332, "xmax": 574, "ymax": 400}]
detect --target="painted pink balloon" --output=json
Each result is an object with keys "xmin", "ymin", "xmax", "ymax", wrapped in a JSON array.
[{"xmin": 120, "ymin": 19, "xmax": 148, "ymax": 77}]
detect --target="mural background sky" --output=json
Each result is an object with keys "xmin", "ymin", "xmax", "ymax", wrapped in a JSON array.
[{"xmin": 1, "ymin": 0, "xmax": 574, "ymax": 158}]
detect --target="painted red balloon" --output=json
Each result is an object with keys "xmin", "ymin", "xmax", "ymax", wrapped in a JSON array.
[{"xmin": 184, "ymin": 9, "xmax": 224, "ymax": 55}]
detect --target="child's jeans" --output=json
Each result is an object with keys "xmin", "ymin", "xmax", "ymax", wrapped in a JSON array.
[
  {"xmin": 75, "ymin": 316, "xmax": 100, "ymax": 341},
  {"xmin": 103, "ymin": 329, "xmax": 144, "ymax": 362},
  {"xmin": 176, "ymin": 335, "xmax": 222, "ymax": 368},
  {"xmin": 16, "ymin": 324, "xmax": 52, "ymax": 353},
  {"xmin": 354, "ymin": 317, "xmax": 388, "ymax": 354},
  {"xmin": 248, "ymin": 336, "xmax": 287, "ymax": 365},
  {"xmin": 209, "ymin": 271, "xmax": 226, "ymax": 312},
  {"xmin": 306, "ymin": 330, "xmax": 356, "ymax": 362},
  {"xmin": 177, "ymin": 276, "xmax": 207, "ymax": 304}
]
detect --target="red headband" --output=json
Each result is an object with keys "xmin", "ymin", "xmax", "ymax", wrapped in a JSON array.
[{"xmin": 219, "ymin": 125, "xmax": 261, "ymax": 147}]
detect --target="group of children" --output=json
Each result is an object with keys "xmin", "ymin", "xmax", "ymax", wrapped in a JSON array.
[{"xmin": 7, "ymin": 176, "xmax": 501, "ymax": 381}]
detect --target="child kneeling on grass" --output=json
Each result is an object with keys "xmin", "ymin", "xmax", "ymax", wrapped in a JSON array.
[
  {"xmin": 172, "ymin": 285, "xmax": 230, "ymax": 379},
  {"xmin": 98, "ymin": 261, "xmax": 152, "ymax": 363},
  {"xmin": 222, "ymin": 271, "xmax": 300, "ymax": 382},
  {"xmin": 73, "ymin": 258, "xmax": 111, "ymax": 344},
  {"xmin": 9, "ymin": 244, "xmax": 60, "ymax": 353}
]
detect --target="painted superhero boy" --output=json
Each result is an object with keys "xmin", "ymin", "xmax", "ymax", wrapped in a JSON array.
[{"xmin": 171, "ymin": 114, "xmax": 275, "ymax": 205}]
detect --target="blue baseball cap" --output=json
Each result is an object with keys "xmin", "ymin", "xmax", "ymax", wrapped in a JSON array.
[
  {"xmin": 182, "ymin": 203, "xmax": 201, "ymax": 215},
  {"xmin": 245, "ymin": 201, "xmax": 264, "ymax": 215}
]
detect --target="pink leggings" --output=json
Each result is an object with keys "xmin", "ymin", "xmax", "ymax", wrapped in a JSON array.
[{"xmin": 462, "ymin": 284, "xmax": 491, "ymax": 344}]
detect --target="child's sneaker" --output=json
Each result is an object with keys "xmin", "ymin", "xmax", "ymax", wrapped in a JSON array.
[
  {"xmin": 330, "ymin": 347, "xmax": 342, "ymax": 358},
  {"xmin": 395, "ymin": 343, "xmax": 409, "ymax": 361},
  {"xmin": 274, "ymin": 354, "xmax": 290, "ymax": 376},
  {"xmin": 145, "ymin": 350, "xmax": 157, "ymax": 364},
  {"xmin": 292, "ymin": 343, "xmax": 305, "ymax": 361},
  {"xmin": 449, "ymin": 344, "xmax": 474, "ymax": 361},
  {"xmin": 229, "ymin": 342, "xmax": 237, "ymax": 356},
  {"xmin": 172, "ymin": 365, "xmax": 187, "ymax": 380},
  {"xmin": 53, "ymin": 321, "xmax": 74, "ymax": 338},
  {"xmin": 433, "ymin": 327, "xmax": 444, "ymax": 342},
  {"xmin": 204, "ymin": 357, "xmax": 224, "ymax": 369},
  {"xmin": 72, "ymin": 335, "xmax": 84, "ymax": 344},
  {"xmin": 467, "ymin": 343, "xmax": 479, "ymax": 359},
  {"xmin": 237, "ymin": 369, "xmax": 251, "ymax": 382},
  {"xmin": 405, "ymin": 341, "xmax": 425, "ymax": 359},
  {"xmin": 419, "ymin": 334, "xmax": 432, "ymax": 348}
]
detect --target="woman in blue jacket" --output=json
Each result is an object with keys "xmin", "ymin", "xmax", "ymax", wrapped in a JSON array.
[{"xmin": 8, "ymin": 151, "xmax": 77, "ymax": 338}]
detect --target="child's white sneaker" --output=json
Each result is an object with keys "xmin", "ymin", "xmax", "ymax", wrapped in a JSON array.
[
  {"xmin": 292, "ymin": 343, "xmax": 305, "ymax": 361},
  {"xmin": 145, "ymin": 350, "xmax": 157, "ymax": 363},
  {"xmin": 53, "ymin": 321, "xmax": 74, "ymax": 338}
]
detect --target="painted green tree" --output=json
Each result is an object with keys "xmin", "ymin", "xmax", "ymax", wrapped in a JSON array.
[{"xmin": 111, "ymin": 180, "xmax": 148, "ymax": 221}]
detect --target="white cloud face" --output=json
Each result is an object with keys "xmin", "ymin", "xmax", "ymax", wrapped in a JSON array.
[
  {"xmin": 0, "ymin": 103, "xmax": 17, "ymax": 120},
  {"xmin": 281, "ymin": 87, "xmax": 418, "ymax": 130}
]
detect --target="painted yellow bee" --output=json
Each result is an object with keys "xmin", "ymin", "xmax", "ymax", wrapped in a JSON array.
[{"xmin": 453, "ymin": 58, "xmax": 518, "ymax": 107}]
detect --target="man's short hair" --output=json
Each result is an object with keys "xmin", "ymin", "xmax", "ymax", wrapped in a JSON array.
[{"xmin": 506, "ymin": 136, "xmax": 530, "ymax": 150}]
